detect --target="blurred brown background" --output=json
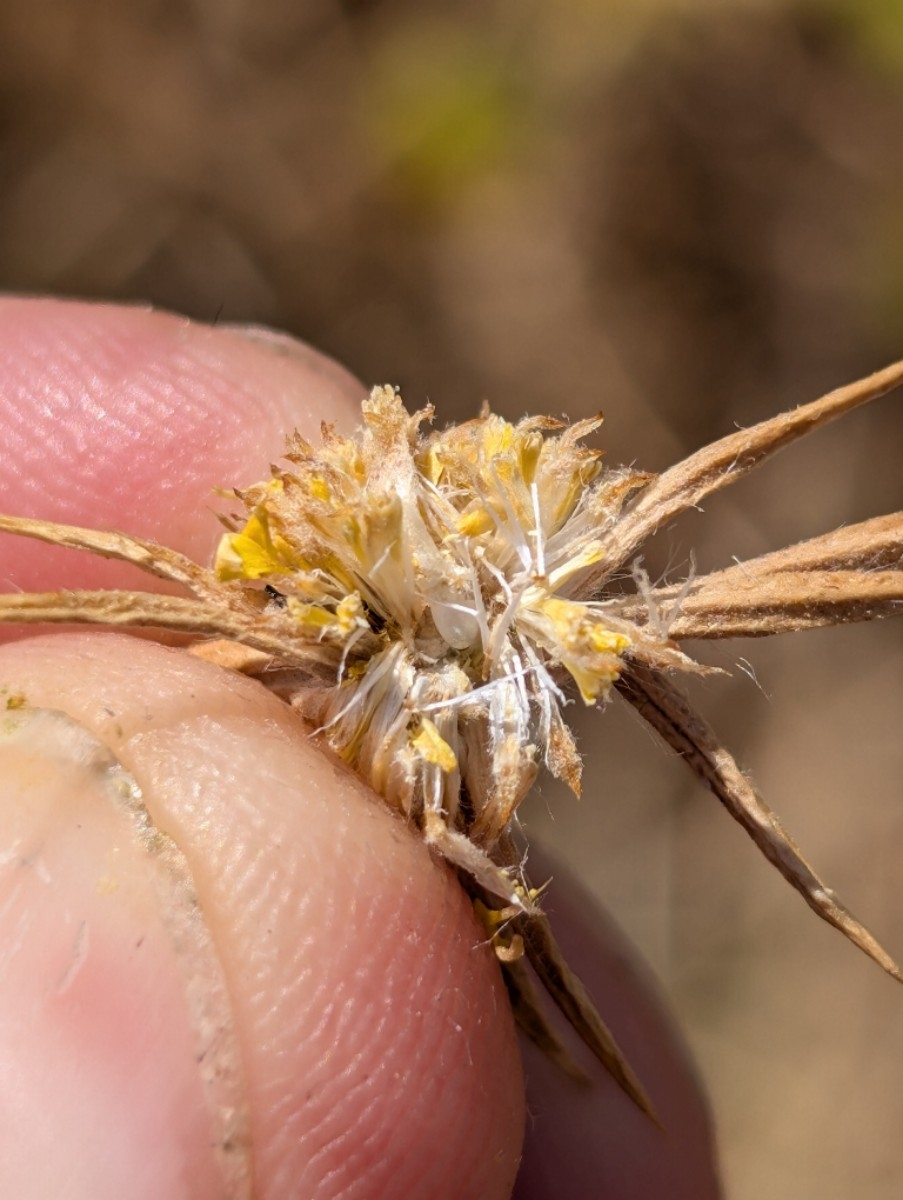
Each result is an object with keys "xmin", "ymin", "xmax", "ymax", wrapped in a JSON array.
[{"xmin": 2, "ymin": 0, "xmax": 902, "ymax": 1194}]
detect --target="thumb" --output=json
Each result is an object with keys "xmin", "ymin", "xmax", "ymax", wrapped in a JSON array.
[{"xmin": 0, "ymin": 631, "xmax": 524, "ymax": 1199}]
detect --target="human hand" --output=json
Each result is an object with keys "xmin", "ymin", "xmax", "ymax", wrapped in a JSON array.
[{"xmin": 0, "ymin": 298, "xmax": 720, "ymax": 1198}]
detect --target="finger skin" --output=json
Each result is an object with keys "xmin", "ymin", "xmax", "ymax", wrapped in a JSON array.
[
  {"xmin": 0, "ymin": 298, "xmax": 364, "ymax": 594},
  {"xmin": 0, "ymin": 633, "xmax": 524, "ymax": 1199},
  {"xmin": 0, "ymin": 703, "xmax": 230, "ymax": 1200},
  {"xmin": 0, "ymin": 297, "xmax": 720, "ymax": 1197}
]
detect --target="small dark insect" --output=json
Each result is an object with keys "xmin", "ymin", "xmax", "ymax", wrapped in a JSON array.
[{"xmin": 264, "ymin": 584, "xmax": 288, "ymax": 608}]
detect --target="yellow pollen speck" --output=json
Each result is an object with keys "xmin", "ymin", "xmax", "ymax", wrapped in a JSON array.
[{"xmin": 310, "ymin": 476, "xmax": 331, "ymax": 502}]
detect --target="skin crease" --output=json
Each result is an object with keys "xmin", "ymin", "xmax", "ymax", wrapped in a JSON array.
[{"xmin": 0, "ymin": 298, "xmax": 720, "ymax": 1198}]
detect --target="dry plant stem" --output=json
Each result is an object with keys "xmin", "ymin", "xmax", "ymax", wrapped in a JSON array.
[
  {"xmin": 588, "ymin": 359, "xmax": 903, "ymax": 586},
  {"xmin": 616, "ymin": 663, "xmax": 903, "ymax": 983}
]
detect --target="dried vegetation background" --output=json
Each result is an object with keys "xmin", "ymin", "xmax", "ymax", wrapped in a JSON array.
[{"xmin": 1, "ymin": 0, "xmax": 903, "ymax": 1195}]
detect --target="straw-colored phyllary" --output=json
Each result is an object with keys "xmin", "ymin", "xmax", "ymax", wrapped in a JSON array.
[{"xmin": 3, "ymin": 361, "xmax": 903, "ymax": 1117}]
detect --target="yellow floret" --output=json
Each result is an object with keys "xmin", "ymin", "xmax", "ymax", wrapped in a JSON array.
[
  {"xmin": 215, "ymin": 509, "xmax": 292, "ymax": 581},
  {"xmin": 410, "ymin": 717, "xmax": 458, "ymax": 772}
]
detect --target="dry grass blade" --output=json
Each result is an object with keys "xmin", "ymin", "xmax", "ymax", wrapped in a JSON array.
[
  {"xmin": 662, "ymin": 569, "xmax": 903, "ymax": 638},
  {"xmin": 0, "ymin": 514, "xmax": 214, "ymax": 594},
  {"xmin": 616, "ymin": 663, "xmax": 903, "ymax": 983},
  {"xmin": 498, "ymin": 956, "xmax": 586, "ymax": 1084},
  {"xmin": 622, "ymin": 513, "xmax": 903, "ymax": 637},
  {"xmin": 517, "ymin": 910, "xmax": 659, "ymax": 1122},
  {"xmin": 714, "ymin": 511, "xmax": 903, "ymax": 574},
  {"xmin": 591, "ymin": 360, "xmax": 903, "ymax": 581},
  {"xmin": 0, "ymin": 589, "xmax": 336, "ymax": 667}
]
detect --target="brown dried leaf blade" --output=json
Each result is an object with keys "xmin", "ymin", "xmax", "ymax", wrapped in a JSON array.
[
  {"xmin": 498, "ymin": 955, "xmax": 588, "ymax": 1085},
  {"xmin": 0, "ymin": 514, "xmax": 214, "ymax": 594},
  {"xmin": 617, "ymin": 663, "xmax": 903, "ymax": 984},
  {"xmin": 0, "ymin": 589, "xmax": 231, "ymax": 632},
  {"xmin": 630, "ymin": 513, "xmax": 903, "ymax": 638},
  {"xmin": 516, "ymin": 909, "xmax": 659, "ymax": 1122},
  {"xmin": 593, "ymin": 360, "xmax": 903, "ymax": 580}
]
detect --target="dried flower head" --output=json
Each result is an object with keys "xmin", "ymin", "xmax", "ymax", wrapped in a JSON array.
[
  {"xmin": 212, "ymin": 390, "xmax": 670, "ymax": 883},
  {"xmin": 2, "ymin": 360, "xmax": 903, "ymax": 1117}
]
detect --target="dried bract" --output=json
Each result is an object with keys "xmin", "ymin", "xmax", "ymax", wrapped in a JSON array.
[{"xmin": 2, "ymin": 362, "xmax": 903, "ymax": 1117}]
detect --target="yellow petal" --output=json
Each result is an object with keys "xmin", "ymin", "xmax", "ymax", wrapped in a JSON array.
[
  {"xmin": 411, "ymin": 718, "xmax": 458, "ymax": 772},
  {"xmin": 215, "ymin": 510, "xmax": 285, "ymax": 581}
]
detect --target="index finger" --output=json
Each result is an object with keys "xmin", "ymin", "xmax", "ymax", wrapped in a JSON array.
[{"xmin": 0, "ymin": 297, "xmax": 362, "ymax": 597}]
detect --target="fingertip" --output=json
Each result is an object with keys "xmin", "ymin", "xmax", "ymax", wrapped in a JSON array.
[
  {"xmin": 0, "ymin": 298, "xmax": 366, "ymax": 597},
  {"xmin": 0, "ymin": 633, "xmax": 525, "ymax": 1199}
]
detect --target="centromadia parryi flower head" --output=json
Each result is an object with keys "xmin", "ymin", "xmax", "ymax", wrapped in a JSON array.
[
  {"xmin": 3, "ymin": 362, "xmax": 903, "ymax": 1116},
  {"xmin": 213, "ymin": 387, "xmax": 692, "ymax": 903}
]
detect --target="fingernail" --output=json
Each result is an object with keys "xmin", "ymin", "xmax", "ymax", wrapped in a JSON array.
[{"xmin": 0, "ymin": 707, "xmax": 249, "ymax": 1200}]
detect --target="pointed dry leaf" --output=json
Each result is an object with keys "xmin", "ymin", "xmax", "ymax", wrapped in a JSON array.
[
  {"xmin": 517, "ymin": 909, "xmax": 659, "ymax": 1123},
  {"xmin": 620, "ymin": 513, "xmax": 903, "ymax": 638},
  {"xmin": 588, "ymin": 359, "xmax": 903, "ymax": 583},
  {"xmin": 662, "ymin": 568, "xmax": 903, "ymax": 639},
  {"xmin": 498, "ymin": 956, "xmax": 588, "ymax": 1085},
  {"xmin": 0, "ymin": 513, "xmax": 214, "ymax": 594},
  {"xmin": 617, "ymin": 663, "xmax": 903, "ymax": 983},
  {"xmin": 0, "ymin": 589, "xmax": 343, "ymax": 669}
]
